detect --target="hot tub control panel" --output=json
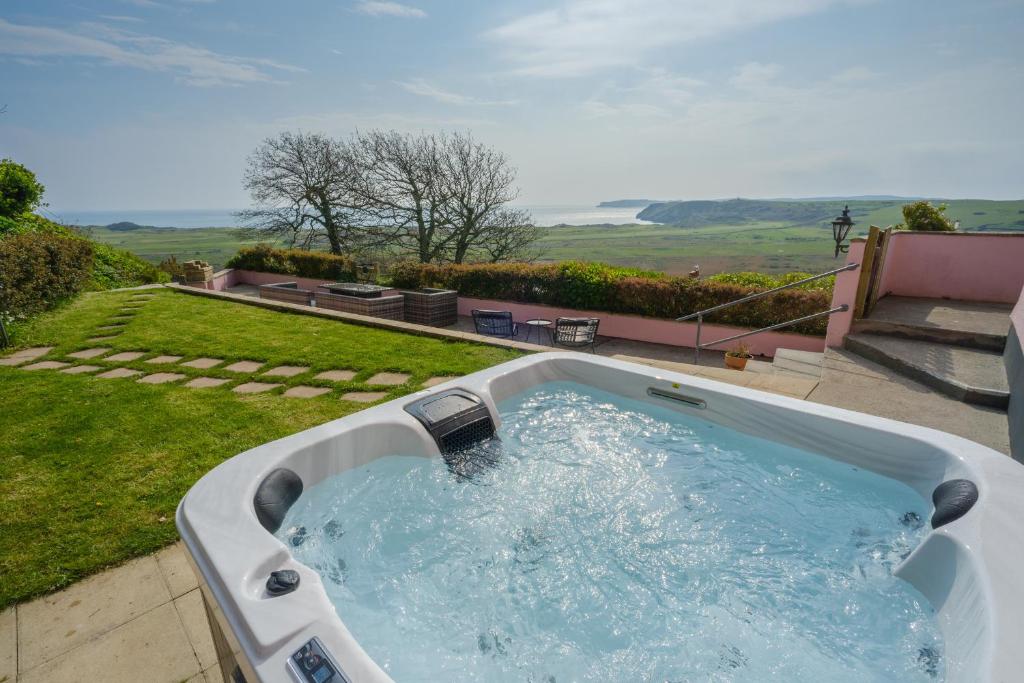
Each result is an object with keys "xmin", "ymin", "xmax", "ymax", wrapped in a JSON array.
[{"xmin": 287, "ymin": 638, "xmax": 350, "ymax": 683}]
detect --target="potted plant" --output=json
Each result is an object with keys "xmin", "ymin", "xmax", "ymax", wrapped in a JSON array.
[{"xmin": 724, "ymin": 342, "xmax": 753, "ymax": 371}]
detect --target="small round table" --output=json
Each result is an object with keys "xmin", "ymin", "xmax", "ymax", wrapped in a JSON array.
[{"xmin": 523, "ymin": 318, "xmax": 553, "ymax": 345}]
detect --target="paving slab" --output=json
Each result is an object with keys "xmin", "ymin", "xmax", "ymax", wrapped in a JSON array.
[
  {"xmin": 18, "ymin": 602, "xmax": 199, "ymax": 683},
  {"xmin": 205, "ymin": 664, "xmax": 226, "ymax": 683},
  {"xmin": 97, "ymin": 325, "xmax": 126, "ymax": 332},
  {"xmin": 224, "ymin": 360, "xmax": 264, "ymax": 373},
  {"xmin": 263, "ymin": 365, "xmax": 309, "ymax": 378},
  {"xmin": 283, "ymin": 385, "xmax": 332, "ymax": 399},
  {"xmin": 138, "ymin": 372, "xmax": 187, "ymax": 385},
  {"xmin": 66, "ymin": 347, "xmax": 111, "ymax": 360},
  {"xmin": 21, "ymin": 360, "xmax": 71, "ymax": 371},
  {"xmin": 0, "ymin": 346, "xmax": 52, "ymax": 366},
  {"xmin": 96, "ymin": 368, "xmax": 143, "ymax": 379},
  {"xmin": 184, "ymin": 377, "xmax": 231, "ymax": 389},
  {"xmin": 60, "ymin": 364, "xmax": 103, "ymax": 375},
  {"xmin": 106, "ymin": 351, "xmax": 146, "ymax": 362},
  {"xmin": 155, "ymin": 542, "xmax": 199, "ymax": 599},
  {"xmin": 145, "ymin": 355, "xmax": 184, "ymax": 365},
  {"xmin": 174, "ymin": 590, "xmax": 217, "ymax": 671},
  {"xmin": 314, "ymin": 369, "xmax": 357, "ymax": 382},
  {"xmin": 87, "ymin": 335, "xmax": 121, "ymax": 343},
  {"xmin": 366, "ymin": 372, "xmax": 411, "ymax": 386},
  {"xmin": 1, "ymin": 607, "xmax": 15, "ymax": 683},
  {"xmin": 341, "ymin": 391, "xmax": 389, "ymax": 403},
  {"xmin": 233, "ymin": 382, "xmax": 282, "ymax": 394},
  {"xmin": 423, "ymin": 376, "xmax": 457, "ymax": 388},
  {"xmin": 17, "ymin": 555, "xmax": 171, "ymax": 667},
  {"xmin": 181, "ymin": 358, "xmax": 223, "ymax": 370}
]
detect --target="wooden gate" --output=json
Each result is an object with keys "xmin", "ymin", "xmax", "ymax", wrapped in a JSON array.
[{"xmin": 852, "ymin": 225, "xmax": 893, "ymax": 319}]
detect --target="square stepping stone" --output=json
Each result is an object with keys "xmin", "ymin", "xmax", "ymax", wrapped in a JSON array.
[
  {"xmin": 87, "ymin": 335, "xmax": 121, "ymax": 343},
  {"xmin": 96, "ymin": 367, "xmax": 143, "ymax": 379},
  {"xmin": 22, "ymin": 360, "xmax": 71, "ymax": 371},
  {"xmin": 366, "ymin": 372, "xmax": 411, "ymax": 386},
  {"xmin": 423, "ymin": 376, "xmax": 457, "ymax": 388},
  {"xmin": 283, "ymin": 385, "xmax": 333, "ymax": 399},
  {"xmin": 180, "ymin": 357, "xmax": 223, "ymax": 369},
  {"xmin": 110, "ymin": 314, "xmax": 134, "ymax": 320},
  {"xmin": 224, "ymin": 360, "xmax": 264, "ymax": 373},
  {"xmin": 341, "ymin": 391, "xmax": 389, "ymax": 403},
  {"xmin": 184, "ymin": 377, "xmax": 230, "ymax": 389},
  {"xmin": 106, "ymin": 351, "xmax": 147, "ymax": 362},
  {"xmin": 314, "ymin": 370, "xmax": 357, "ymax": 382},
  {"xmin": 97, "ymin": 325, "xmax": 125, "ymax": 332},
  {"xmin": 263, "ymin": 365, "xmax": 309, "ymax": 378},
  {"xmin": 61, "ymin": 364, "xmax": 103, "ymax": 374},
  {"xmin": 145, "ymin": 355, "xmax": 184, "ymax": 365},
  {"xmin": 0, "ymin": 346, "xmax": 53, "ymax": 366},
  {"xmin": 138, "ymin": 372, "xmax": 186, "ymax": 385},
  {"xmin": 67, "ymin": 347, "xmax": 111, "ymax": 360},
  {"xmin": 233, "ymin": 382, "xmax": 282, "ymax": 394}
]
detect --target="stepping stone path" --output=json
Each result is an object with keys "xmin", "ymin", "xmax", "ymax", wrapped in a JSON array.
[
  {"xmin": 314, "ymin": 370, "xmax": 356, "ymax": 382},
  {"xmin": 87, "ymin": 336, "xmax": 121, "ymax": 343},
  {"xmin": 341, "ymin": 391, "xmax": 389, "ymax": 403},
  {"xmin": 0, "ymin": 346, "xmax": 53, "ymax": 366},
  {"xmin": 224, "ymin": 361, "xmax": 264, "ymax": 373},
  {"xmin": 61, "ymin": 365, "xmax": 103, "ymax": 374},
  {"xmin": 23, "ymin": 360, "xmax": 71, "ymax": 371},
  {"xmin": 138, "ymin": 372, "xmax": 186, "ymax": 385},
  {"xmin": 367, "ymin": 372, "xmax": 411, "ymax": 386},
  {"xmin": 422, "ymin": 376, "xmax": 456, "ymax": 388},
  {"xmin": 234, "ymin": 382, "xmax": 282, "ymax": 394},
  {"xmin": 283, "ymin": 386, "xmax": 332, "ymax": 399},
  {"xmin": 180, "ymin": 357, "xmax": 223, "ymax": 369},
  {"xmin": 146, "ymin": 355, "xmax": 184, "ymax": 364},
  {"xmin": 97, "ymin": 325, "xmax": 125, "ymax": 332},
  {"xmin": 67, "ymin": 348, "xmax": 111, "ymax": 359},
  {"xmin": 96, "ymin": 368, "xmax": 142, "ymax": 379},
  {"xmin": 106, "ymin": 351, "xmax": 147, "ymax": 362},
  {"xmin": 185, "ymin": 377, "xmax": 230, "ymax": 389},
  {"xmin": 263, "ymin": 365, "xmax": 309, "ymax": 378}
]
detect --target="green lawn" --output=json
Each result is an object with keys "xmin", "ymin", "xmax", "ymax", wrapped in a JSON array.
[{"xmin": 0, "ymin": 289, "xmax": 519, "ymax": 608}]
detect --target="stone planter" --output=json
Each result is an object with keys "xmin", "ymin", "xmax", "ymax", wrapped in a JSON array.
[{"xmin": 401, "ymin": 288, "xmax": 457, "ymax": 327}]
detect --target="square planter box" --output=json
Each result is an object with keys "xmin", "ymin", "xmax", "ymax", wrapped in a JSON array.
[{"xmin": 401, "ymin": 288, "xmax": 457, "ymax": 327}]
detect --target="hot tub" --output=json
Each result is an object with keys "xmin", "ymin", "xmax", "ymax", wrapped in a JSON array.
[{"xmin": 177, "ymin": 353, "xmax": 1024, "ymax": 682}]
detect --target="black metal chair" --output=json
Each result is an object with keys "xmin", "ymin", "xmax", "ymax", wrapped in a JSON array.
[
  {"xmin": 471, "ymin": 309, "xmax": 518, "ymax": 339},
  {"xmin": 553, "ymin": 317, "xmax": 600, "ymax": 352}
]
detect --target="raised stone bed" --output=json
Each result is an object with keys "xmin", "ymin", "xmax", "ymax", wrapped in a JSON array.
[
  {"xmin": 400, "ymin": 288, "xmax": 457, "ymax": 327},
  {"xmin": 317, "ymin": 291, "xmax": 405, "ymax": 320}
]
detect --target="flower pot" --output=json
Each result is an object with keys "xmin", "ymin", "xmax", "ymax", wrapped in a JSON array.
[{"xmin": 724, "ymin": 354, "xmax": 751, "ymax": 371}]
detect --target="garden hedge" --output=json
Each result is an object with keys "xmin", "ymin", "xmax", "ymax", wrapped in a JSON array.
[
  {"xmin": 226, "ymin": 244, "xmax": 358, "ymax": 281},
  {"xmin": 0, "ymin": 231, "xmax": 94, "ymax": 317},
  {"xmin": 390, "ymin": 260, "xmax": 833, "ymax": 336}
]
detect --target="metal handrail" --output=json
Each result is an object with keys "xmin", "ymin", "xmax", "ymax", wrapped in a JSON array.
[{"xmin": 676, "ymin": 262, "xmax": 858, "ymax": 364}]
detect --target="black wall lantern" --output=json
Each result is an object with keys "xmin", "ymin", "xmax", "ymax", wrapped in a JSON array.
[{"xmin": 831, "ymin": 205, "xmax": 855, "ymax": 257}]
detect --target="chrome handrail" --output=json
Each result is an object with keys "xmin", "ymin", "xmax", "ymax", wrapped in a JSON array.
[{"xmin": 676, "ymin": 263, "xmax": 858, "ymax": 364}]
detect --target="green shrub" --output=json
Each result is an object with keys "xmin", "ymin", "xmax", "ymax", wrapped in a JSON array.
[
  {"xmin": 0, "ymin": 159, "xmax": 45, "ymax": 219},
  {"xmin": 706, "ymin": 270, "xmax": 834, "ymax": 292},
  {"xmin": 227, "ymin": 244, "xmax": 357, "ymax": 280},
  {"xmin": 391, "ymin": 260, "xmax": 832, "ymax": 335},
  {"xmin": 896, "ymin": 201, "xmax": 956, "ymax": 232},
  {"xmin": 89, "ymin": 242, "xmax": 169, "ymax": 290},
  {"xmin": 0, "ymin": 231, "xmax": 94, "ymax": 317}
]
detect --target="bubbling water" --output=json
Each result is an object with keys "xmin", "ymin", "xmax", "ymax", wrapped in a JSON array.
[{"xmin": 278, "ymin": 381, "xmax": 942, "ymax": 682}]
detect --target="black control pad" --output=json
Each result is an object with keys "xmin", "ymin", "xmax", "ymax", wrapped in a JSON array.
[{"xmin": 288, "ymin": 638, "xmax": 349, "ymax": 683}]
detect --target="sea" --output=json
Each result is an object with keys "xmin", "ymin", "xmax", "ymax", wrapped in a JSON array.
[{"xmin": 50, "ymin": 205, "xmax": 652, "ymax": 229}]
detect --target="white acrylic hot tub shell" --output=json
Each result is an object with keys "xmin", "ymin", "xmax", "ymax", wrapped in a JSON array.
[{"xmin": 176, "ymin": 352, "xmax": 1024, "ymax": 683}]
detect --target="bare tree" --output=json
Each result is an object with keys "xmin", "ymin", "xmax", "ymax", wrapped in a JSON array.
[
  {"xmin": 476, "ymin": 208, "xmax": 546, "ymax": 262},
  {"xmin": 237, "ymin": 132, "xmax": 364, "ymax": 254}
]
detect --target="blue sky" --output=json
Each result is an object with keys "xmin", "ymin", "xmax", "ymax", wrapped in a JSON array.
[{"xmin": 1, "ymin": 0, "xmax": 1022, "ymax": 210}]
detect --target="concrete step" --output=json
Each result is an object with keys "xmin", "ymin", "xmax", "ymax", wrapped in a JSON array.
[
  {"xmin": 772, "ymin": 349, "xmax": 824, "ymax": 379},
  {"xmin": 853, "ymin": 296, "xmax": 1011, "ymax": 351},
  {"xmin": 845, "ymin": 333, "xmax": 1009, "ymax": 409}
]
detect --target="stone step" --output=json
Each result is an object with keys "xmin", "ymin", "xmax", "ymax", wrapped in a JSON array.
[
  {"xmin": 771, "ymin": 349, "xmax": 824, "ymax": 379},
  {"xmin": 853, "ymin": 296, "xmax": 1011, "ymax": 351},
  {"xmin": 845, "ymin": 333, "xmax": 1009, "ymax": 409}
]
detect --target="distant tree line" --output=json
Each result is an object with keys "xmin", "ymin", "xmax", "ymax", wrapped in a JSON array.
[{"xmin": 238, "ymin": 130, "xmax": 544, "ymax": 264}]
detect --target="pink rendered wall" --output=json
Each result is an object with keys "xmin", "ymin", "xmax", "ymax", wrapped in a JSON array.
[
  {"xmin": 824, "ymin": 240, "xmax": 865, "ymax": 348},
  {"xmin": 877, "ymin": 232, "xmax": 1024, "ymax": 303},
  {"xmin": 458, "ymin": 297, "xmax": 825, "ymax": 357}
]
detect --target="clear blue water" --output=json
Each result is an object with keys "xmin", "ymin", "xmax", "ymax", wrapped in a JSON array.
[{"xmin": 278, "ymin": 381, "xmax": 942, "ymax": 682}]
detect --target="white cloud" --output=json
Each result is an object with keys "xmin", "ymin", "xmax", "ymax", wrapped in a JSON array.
[
  {"xmin": 730, "ymin": 61, "xmax": 782, "ymax": 89},
  {"xmin": 354, "ymin": 1, "xmax": 426, "ymax": 18},
  {"xmin": 831, "ymin": 66, "xmax": 876, "ymax": 82},
  {"xmin": 397, "ymin": 78, "xmax": 517, "ymax": 106},
  {"xmin": 486, "ymin": 0, "xmax": 864, "ymax": 77},
  {"xmin": 0, "ymin": 19, "xmax": 302, "ymax": 87},
  {"xmin": 99, "ymin": 15, "xmax": 146, "ymax": 23}
]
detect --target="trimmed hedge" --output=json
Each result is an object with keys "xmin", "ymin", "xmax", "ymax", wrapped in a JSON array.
[
  {"xmin": 226, "ymin": 244, "xmax": 358, "ymax": 281},
  {"xmin": 390, "ymin": 260, "xmax": 832, "ymax": 335},
  {"xmin": 706, "ymin": 270, "xmax": 834, "ymax": 292},
  {"xmin": 0, "ymin": 231, "xmax": 94, "ymax": 317}
]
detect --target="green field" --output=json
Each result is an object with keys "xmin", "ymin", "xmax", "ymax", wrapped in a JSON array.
[{"xmin": 83, "ymin": 226, "xmax": 265, "ymax": 269}]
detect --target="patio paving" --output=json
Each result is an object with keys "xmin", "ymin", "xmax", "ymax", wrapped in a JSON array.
[
  {"xmin": 145, "ymin": 355, "xmax": 184, "ymax": 365},
  {"xmin": 0, "ymin": 347, "xmax": 53, "ymax": 366},
  {"xmin": 263, "ymin": 365, "xmax": 309, "ymax": 378},
  {"xmin": 4, "ymin": 545, "xmax": 224, "ymax": 683},
  {"xmin": 21, "ymin": 361, "xmax": 70, "ymax": 371},
  {"xmin": 138, "ymin": 372, "xmax": 186, "ymax": 385},
  {"xmin": 184, "ymin": 377, "xmax": 230, "ymax": 389},
  {"xmin": 180, "ymin": 358, "xmax": 223, "ymax": 369},
  {"xmin": 283, "ymin": 385, "xmax": 332, "ymax": 398},
  {"xmin": 96, "ymin": 368, "xmax": 143, "ymax": 380},
  {"xmin": 314, "ymin": 369, "xmax": 357, "ymax": 382},
  {"xmin": 233, "ymin": 381, "xmax": 281, "ymax": 394},
  {"xmin": 106, "ymin": 351, "xmax": 147, "ymax": 362},
  {"xmin": 366, "ymin": 372, "xmax": 411, "ymax": 386},
  {"xmin": 60, "ymin": 365, "xmax": 103, "ymax": 375},
  {"xmin": 66, "ymin": 348, "xmax": 111, "ymax": 360},
  {"xmin": 223, "ymin": 361, "xmax": 264, "ymax": 373},
  {"xmin": 341, "ymin": 391, "xmax": 389, "ymax": 403}
]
